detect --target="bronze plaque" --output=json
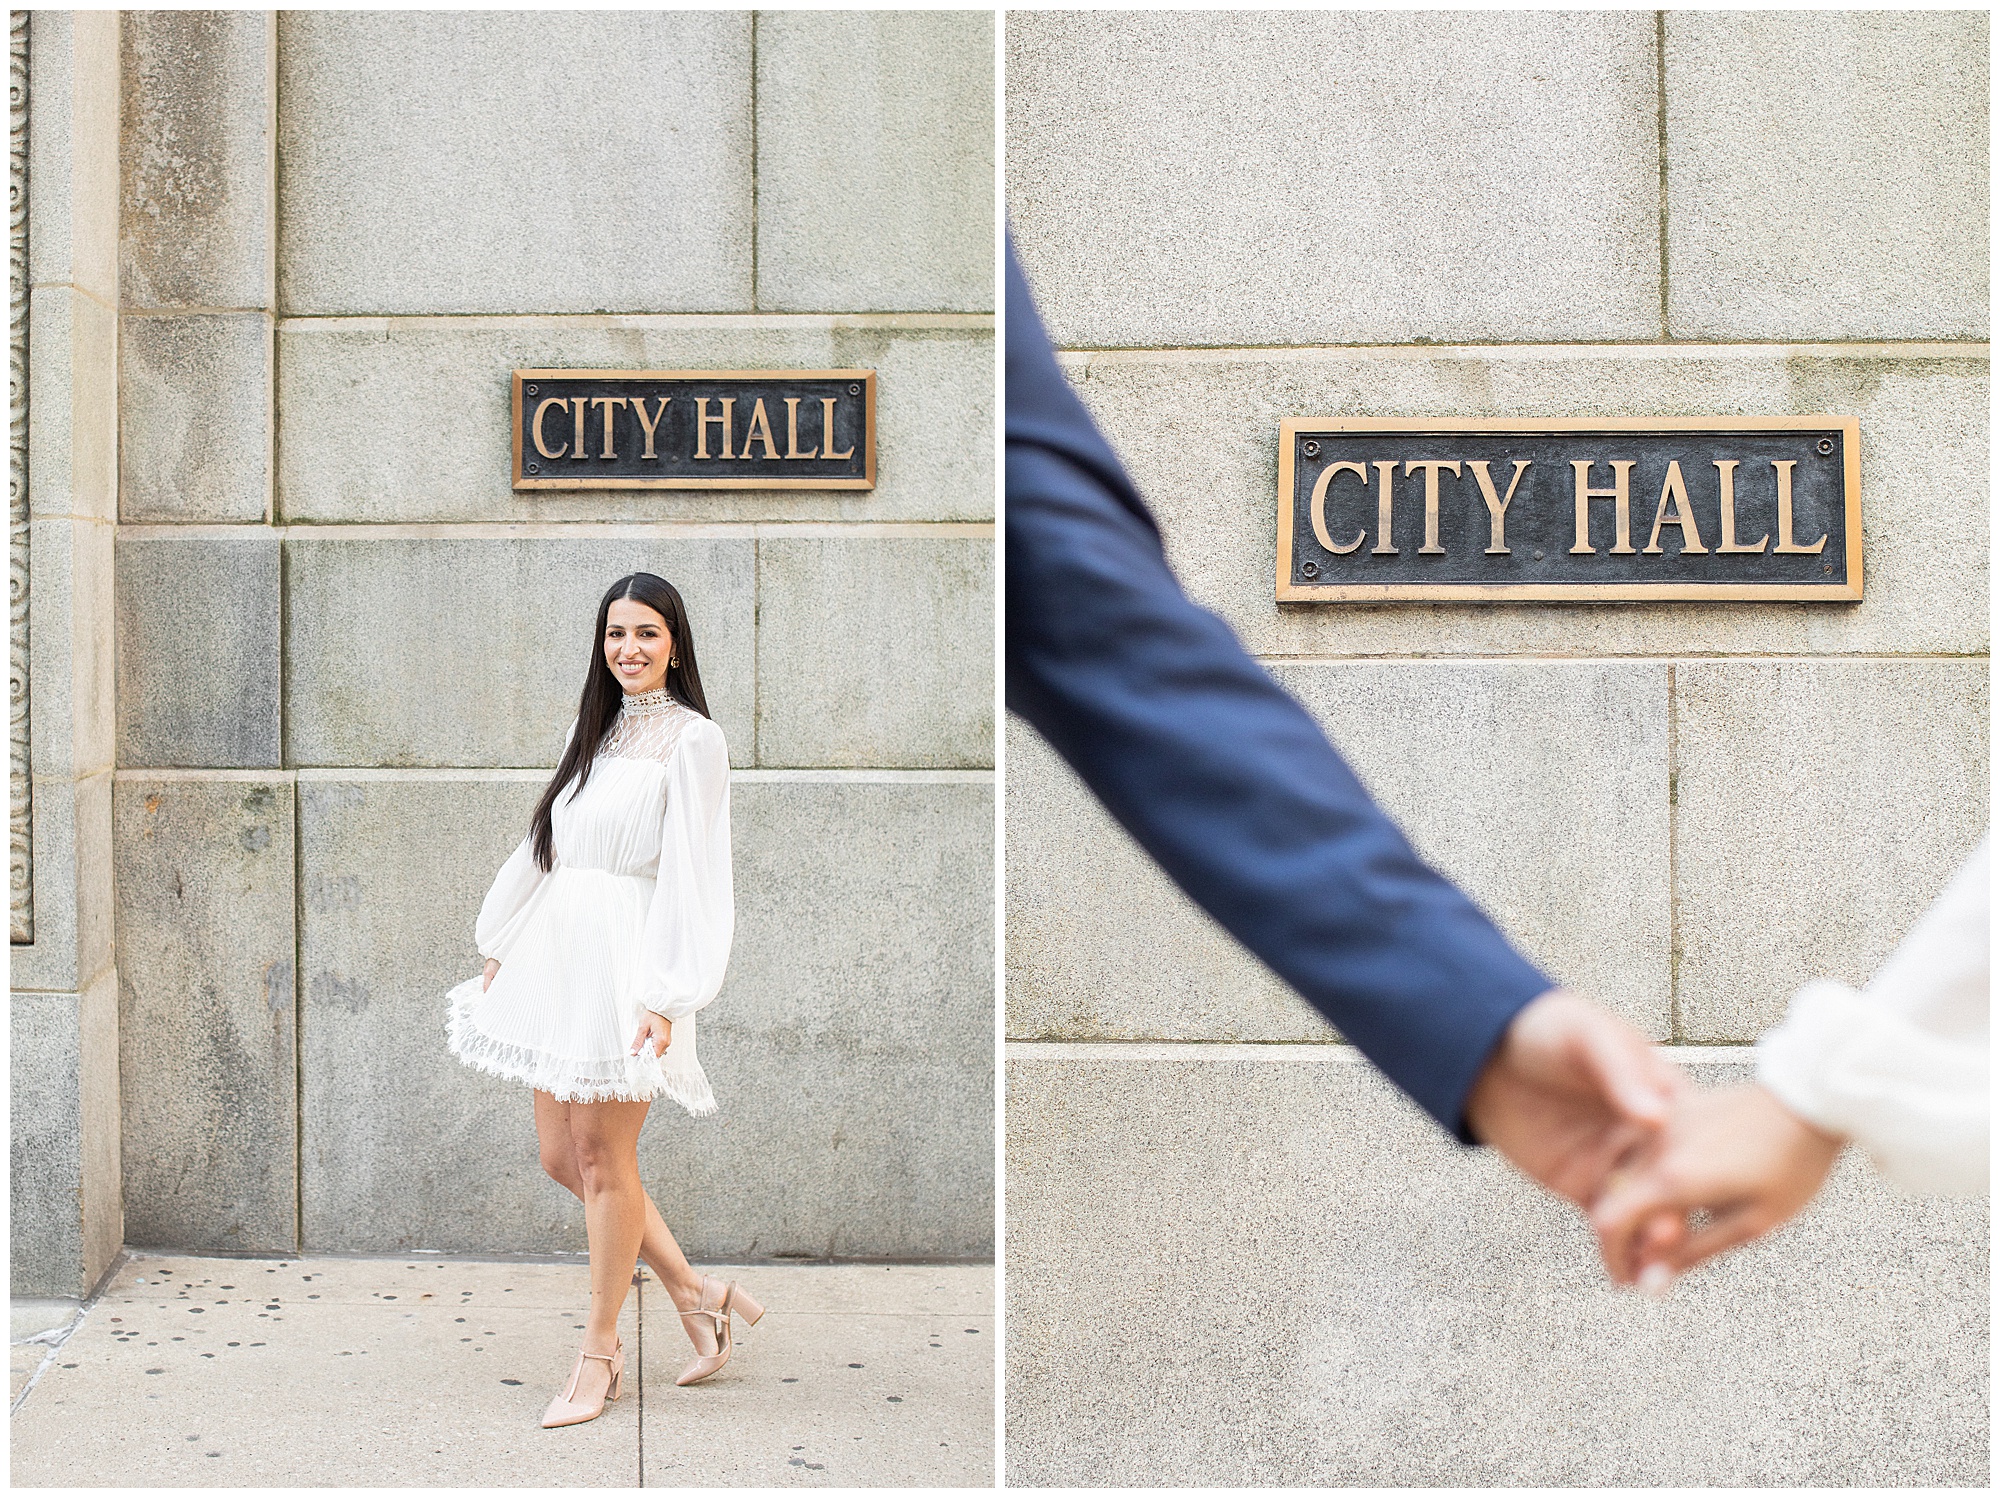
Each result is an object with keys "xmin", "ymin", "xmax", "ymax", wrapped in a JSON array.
[
  {"xmin": 1276, "ymin": 417, "xmax": 1861, "ymax": 602},
  {"xmin": 512, "ymin": 369, "xmax": 875, "ymax": 490}
]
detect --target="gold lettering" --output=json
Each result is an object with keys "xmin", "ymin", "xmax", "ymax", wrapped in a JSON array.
[
  {"xmin": 1570, "ymin": 459, "xmax": 1637, "ymax": 555},
  {"xmin": 1771, "ymin": 459, "xmax": 1825, "ymax": 553},
  {"xmin": 820, "ymin": 398, "xmax": 857, "ymax": 461},
  {"xmin": 1403, "ymin": 459, "xmax": 1461, "ymax": 556},
  {"xmin": 630, "ymin": 397, "xmax": 669, "ymax": 460},
  {"xmin": 1309, "ymin": 461, "xmax": 1368, "ymax": 556},
  {"xmin": 783, "ymin": 397, "xmax": 818, "ymax": 460},
  {"xmin": 1714, "ymin": 460, "xmax": 1768, "ymax": 553},
  {"xmin": 694, "ymin": 397, "xmax": 735, "ymax": 460},
  {"xmin": 1370, "ymin": 460, "xmax": 1400, "ymax": 556},
  {"xmin": 1643, "ymin": 460, "xmax": 1709, "ymax": 554},
  {"xmin": 1466, "ymin": 459, "xmax": 1531, "ymax": 555},
  {"xmin": 571, "ymin": 396, "xmax": 587, "ymax": 461},
  {"xmin": 740, "ymin": 398, "xmax": 781, "ymax": 460},
  {"xmin": 590, "ymin": 396, "xmax": 628, "ymax": 460},
  {"xmin": 531, "ymin": 397, "xmax": 569, "ymax": 459}
]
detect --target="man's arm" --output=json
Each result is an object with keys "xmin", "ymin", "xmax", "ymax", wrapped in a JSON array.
[{"xmin": 1005, "ymin": 244, "xmax": 1674, "ymax": 1146}]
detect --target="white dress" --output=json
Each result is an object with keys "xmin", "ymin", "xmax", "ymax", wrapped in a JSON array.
[
  {"xmin": 1756, "ymin": 832, "xmax": 1988, "ymax": 1196},
  {"xmin": 445, "ymin": 691, "xmax": 734, "ymax": 1115}
]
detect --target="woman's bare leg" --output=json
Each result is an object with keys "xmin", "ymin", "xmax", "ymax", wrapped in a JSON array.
[{"xmin": 533, "ymin": 1091, "xmax": 708, "ymax": 1313}]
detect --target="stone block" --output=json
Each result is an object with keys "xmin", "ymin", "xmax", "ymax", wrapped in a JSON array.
[
  {"xmin": 1006, "ymin": 722, "xmax": 1314, "ymax": 1042},
  {"xmin": 276, "ymin": 11, "xmax": 752, "ymax": 315},
  {"xmin": 1063, "ymin": 346, "xmax": 1987, "ymax": 660},
  {"xmin": 274, "ymin": 316, "xmax": 992, "ymax": 524},
  {"xmin": 120, "ymin": 10, "xmax": 274, "ymax": 310},
  {"xmin": 283, "ymin": 537, "xmax": 756, "ymax": 769},
  {"xmin": 27, "ymin": 10, "xmax": 121, "ymax": 302},
  {"xmin": 9, "ymin": 971, "xmax": 121, "ymax": 1300},
  {"xmin": 115, "ymin": 531, "xmax": 281, "ymax": 769},
  {"xmin": 14, "ymin": 769, "xmax": 114, "ymax": 998},
  {"xmin": 297, "ymin": 774, "xmax": 992, "ymax": 1259},
  {"xmin": 28, "ymin": 286, "xmax": 119, "ymax": 522},
  {"xmin": 1006, "ymin": 10, "xmax": 1659, "ymax": 348},
  {"xmin": 756, "ymin": 11, "xmax": 995, "ymax": 313},
  {"xmin": 1674, "ymin": 661, "xmax": 1990, "ymax": 1042},
  {"xmin": 114, "ymin": 775, "xmax": 299, "ymax": 1254},
  {"xmin": 296, "ymin": 775, "xmax": 546, "ymax": 1254},
  {"xmin": 1004, "ymin": 1044, "xmax": 1987, "ymax": 1485},
  {"xmin": 119, "ymin": 313, "xmax": 272, "ymax": 523},
  {"xmin": 9, "ymin": 993, "xmax": 83, "ymax": 1296},
  {"xmin": 1665, "ymin": 12, "xmax": 1988, "ymax": 341},
  {"xmin": 756, "ymin": 537, "xmax": 994, "ymax": 769},
  {"xmin": 28, "ymin": 515, "xmax": 115, "ymax": 781},
  {"xmin": 1007, "ymin": 662, "xmax": 1671, "ymax": 1042}
]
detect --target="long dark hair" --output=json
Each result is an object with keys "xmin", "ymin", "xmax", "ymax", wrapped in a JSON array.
[{"xmin": 529, "ymin": 572, "xmax": 711, "ymax": 871}]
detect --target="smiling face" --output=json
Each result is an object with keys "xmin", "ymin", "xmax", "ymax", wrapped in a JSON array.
[{"xmin": 603, "ymin": 596, "xmax": 675, "ymax": 697}]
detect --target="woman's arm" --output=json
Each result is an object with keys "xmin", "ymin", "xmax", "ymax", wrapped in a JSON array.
[
  {"xmin": 635, "ymin": 716, "xmax": 735, "ymax": 1021},
  {"xmin": 475, "ymin": 719, "xmax": 574, "ymax": 970},
  {"xmin": 1755, "ymin": 833, "xmax": 1989, "ymax": 1195},
  {"xmin": 474, "ymin": 836, "xmax": 550, "ymax": 967}
]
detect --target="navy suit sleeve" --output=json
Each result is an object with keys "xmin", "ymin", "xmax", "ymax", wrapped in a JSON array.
[{"xmin": 1004, "ymin": 244, "xmax": 1552, "ymax": 1141}]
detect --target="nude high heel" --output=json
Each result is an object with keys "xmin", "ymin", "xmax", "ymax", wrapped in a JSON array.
[
  {"xmin": 540, "ymin": 1340, "xmax": 625, "ymax": 1428},
  {"xmin": 675, "ymin": 1274, "xmax": 765, "ymax": 1387}
]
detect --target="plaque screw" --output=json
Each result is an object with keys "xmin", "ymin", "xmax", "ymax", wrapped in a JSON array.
[
  {"xmin": 1816, "ymin": 438, "xmax": 1834, "ymax": 455},
  {"xmin": 526, "ymin": 463, "xmax": 540, "ymax": 474},
  {"xmin": 1533, "ymin": 550, "xmax": 1544, "ymax": 561},
  {"xmin": 1823, "ymin": 565, "xmax": 1833, "ymax": 574},
  {"xmin": 526, "ymin": 384, "xmax": 538, "ymax": 395},
  {"xmin": 1302, "ymin": 440, "xmax": 1320, "ymax": 457},
  {"xmin": 848, "ymin": 384, "xmax": 861, "ymax": 396},
  {"xmin": 1301, "ymin": 561, "xmax": 1320, "ymax": 578}
]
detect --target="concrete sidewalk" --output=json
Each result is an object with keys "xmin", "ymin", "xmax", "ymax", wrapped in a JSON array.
[{"xmin": 11, "ymin": 1252, "xmax": 994, "ymax": 1487}]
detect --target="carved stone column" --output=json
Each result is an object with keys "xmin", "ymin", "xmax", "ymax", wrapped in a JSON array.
[{"xmin": 10, "ymin": 10, "xmax": 121, "ymax": 1300}]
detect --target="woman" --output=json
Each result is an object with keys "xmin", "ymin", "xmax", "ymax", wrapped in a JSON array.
[{"xmin": 445, "ymin": 572, "xmax": 763, "ymax": 1429}]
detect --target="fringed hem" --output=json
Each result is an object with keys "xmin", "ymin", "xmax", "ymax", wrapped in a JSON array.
[{"xmin": 444, "ymin": 977, "xmax": 717, "ymax": 1117}]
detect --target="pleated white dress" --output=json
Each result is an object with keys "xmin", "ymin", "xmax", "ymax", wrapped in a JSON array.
[{"xmin": 445, "ymin": 693, "xmax": 733, "ymax": 1115}]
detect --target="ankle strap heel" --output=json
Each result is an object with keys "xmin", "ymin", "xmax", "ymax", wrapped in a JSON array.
[{"xmin": 675, "ymin": 1273, "xmax": 765, "ymax": 1386}]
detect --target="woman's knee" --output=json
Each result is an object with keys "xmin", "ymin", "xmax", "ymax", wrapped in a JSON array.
[
  {"xmin": 568, "ymin": 1128, "xmax": 635, "ymax": 1194},
  {"xmin": 538, "ymin": 1136, "xmax": 581, "ymax": 1190}
]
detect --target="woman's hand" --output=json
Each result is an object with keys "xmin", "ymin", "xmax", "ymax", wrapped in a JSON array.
[
  {"xmin": 631, "ymin": 1010, "xmax": 673, "ymax": 1060},
  {"xmin": 482, "ymin": 958, "xmax": 500, "ymax": 992},
  {"xmin": 1590, "ymin": 1083, "xmax": 1844, "ymax": 1292}
]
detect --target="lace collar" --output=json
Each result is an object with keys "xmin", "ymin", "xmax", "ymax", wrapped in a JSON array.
[{"xmin": 619, "ymin": 686, "xmax": 679, "ymax": 717}]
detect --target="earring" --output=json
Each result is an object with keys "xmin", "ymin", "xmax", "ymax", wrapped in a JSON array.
[{"xmin": 669, "ymin": 655, "xmax": 679, "ymax": 667}]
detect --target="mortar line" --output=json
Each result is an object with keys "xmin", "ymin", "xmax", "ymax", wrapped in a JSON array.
[
  {"xmin": 1667, "ymin": 659, "xmax": 1680, "ymax": 1040},
  {"xmin": 1656, "ymin": 9, "xmax": 1669, "ymax": 342},
  {"xmin": 115, "ymin": 521, "xmax": 997, "ymax": 540},
  {"xmin": 276, "ymin": 0, "xmax": 302, "ymax": 1232},
  {"xmin": 752, "ymin": 534, "xmax": 763, "ymax": 766},
  {"xmin": 748, "ymin": 9, "xmax": 759, "ymax": 315},
  {"xmin": 1054, "ymin": 338, "xmax": 1989, "ymax": 357},
  {"xmin": 271, "ymin": 311, "xmax": 996, "ymax": 328},
  {"xmin": 281, "ymin": 540, "xmax": 303, "ymax": 1252},
  {"xmin": 1254, "ymin": 651, "xmax": 1989, "ymax": 665}
]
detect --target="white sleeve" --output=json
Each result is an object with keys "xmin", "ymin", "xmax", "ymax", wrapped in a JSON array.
[
  {"xmin": 475, "ymin": 836, "xmax": 547, "ymax": 963},
  {"xmin": 636, "ymin": 716, "xmax": 734, "ymax": 1020},
  {"xmin": 474, "ymin": 718, "xmax": 573, "ymax": 964},
  {"xmin": 1756, "ymin": 833, "xmax": 1989, "ymax": 1196}
]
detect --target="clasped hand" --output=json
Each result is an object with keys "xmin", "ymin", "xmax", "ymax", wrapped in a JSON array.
[{"xmin": 1467, "ymin": 990, "xmax": 1842, "ymax": 1292}]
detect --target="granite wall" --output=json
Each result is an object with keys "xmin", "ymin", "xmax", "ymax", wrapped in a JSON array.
[{"xmin": 1004, "ymin": 9, "xmax": 1988, "ymax": 1485}]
